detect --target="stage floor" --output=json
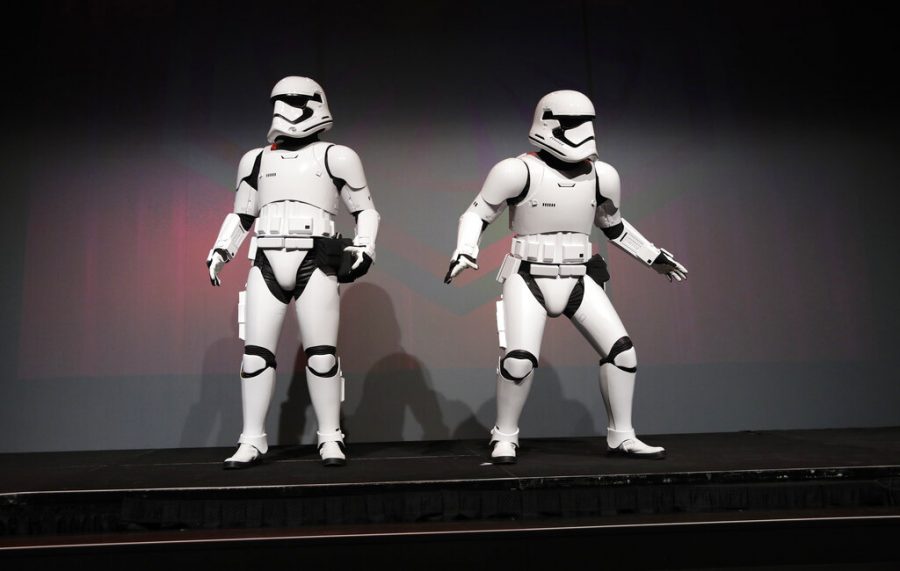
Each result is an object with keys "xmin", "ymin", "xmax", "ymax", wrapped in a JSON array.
[
  {"xmin": 2, "ymin": 426, "xmax": 900, "ymax": 494},
  {"xmin": 2, "ymin": 426, "xmax": 899, "ymax": 561}
]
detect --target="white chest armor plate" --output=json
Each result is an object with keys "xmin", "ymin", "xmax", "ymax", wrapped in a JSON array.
[
  {"xmin": 509, "ymin": 153, "xmax": 596, "ymax": 236},
  {"xmin": 256, "ymin": 142, "xmax": 340, "ymax": 214}
]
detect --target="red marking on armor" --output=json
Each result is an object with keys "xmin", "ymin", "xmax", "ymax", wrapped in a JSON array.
[{"xmin": 271, "ymin": 144, "xmax": 278, "ymax": 150}]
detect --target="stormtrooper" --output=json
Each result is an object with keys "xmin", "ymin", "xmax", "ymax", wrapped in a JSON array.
[
  {"xmin": 445, "ymin": 90, "xmax": 687, "ymax": 464},
  {"xmin": 207, "ymin": 76, "xmax": 379, "ymax": 469}
]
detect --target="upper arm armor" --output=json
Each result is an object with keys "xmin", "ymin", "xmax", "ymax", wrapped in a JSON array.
[
  {"xmin": 466, "ymin": 157, "xmax": 530, "ymax": 224},
  {"xmin": 593, "ymin": 160, "xmax": 622, "ymax": 229},
  {"xmin": 325, "ymin": 145, "xmax": 368, "ymax": 190},
  {"xmin": 480, "ymin": 158, "xmax": 530, "ymax": 206},
  {"xmin": 234, "ymin": 148, "xmax": 263, "ymax": 217},
  {"xmin": 327, "ymin": 144, "xmax": 375, "ymax": 213}
]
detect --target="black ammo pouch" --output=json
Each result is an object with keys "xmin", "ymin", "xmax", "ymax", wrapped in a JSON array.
[
  {"xmin": 585, "ymin": 254, "xmax": 610, "ymax": 284},
  {"xmin": 315, "ymin": 237, "xmax": 352, "ymax": 274}
]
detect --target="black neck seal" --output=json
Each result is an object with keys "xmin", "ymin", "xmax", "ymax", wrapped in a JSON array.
[
  {"xmin": 274, "ymin": 133, "xmax": 320, "ymax": 150},
  {"xmin": 537, "ymin": 150, "xmax": 591, "ymax": 174}
]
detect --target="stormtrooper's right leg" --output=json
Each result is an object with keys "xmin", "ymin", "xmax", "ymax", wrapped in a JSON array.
[
  {"xmin": 492, "ymin": 273, "xmax": 548, "ymax": 464},
  {"xmin": 223, "ymin": 265, "xmax": 289, "ymax": 469}
]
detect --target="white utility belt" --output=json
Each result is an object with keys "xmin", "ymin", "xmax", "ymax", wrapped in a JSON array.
[
  {"xmin": 510, "ymin": 235, "xmax": 591, "ymax": 265},
  {"xmin": 496, "ymin": 254, "xmax": 587, "ymax": 283},
  {"xmin": 256, "ymin": 202, "xmax": 336, "ymax": 238},
  {"xmin": 254, "ymin": 236, "xmax": 316, "ymax": 250}
]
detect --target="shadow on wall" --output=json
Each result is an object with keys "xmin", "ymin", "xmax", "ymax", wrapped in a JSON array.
[
  {"xmin": 339, "ymin": 282, "xmax": 474, "ymax": 443},
  {"xmin": 180, "ymin": 307, "xmax": 242, "ymax": 447}
]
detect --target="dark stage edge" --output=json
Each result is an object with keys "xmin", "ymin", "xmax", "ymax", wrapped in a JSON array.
[{"xmin": 1, "ymin": 426, "xmax": 900, "ymax": 567}]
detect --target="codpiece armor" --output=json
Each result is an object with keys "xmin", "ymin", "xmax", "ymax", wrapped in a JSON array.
[
  {"xmin": 446, "ymin": 90, "xmax": 687, "ymax": 463},
  {"xmin": 207, "ymin": 76, "xmax": 379, "ymax": 468}
]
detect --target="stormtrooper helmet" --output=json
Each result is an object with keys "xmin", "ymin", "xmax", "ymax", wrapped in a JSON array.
[
  {"xmin": 528, "ymin": 90, "xmax": 597, "ymax": 162},
  {"xmin": 267, "ymin": 76, "xmax": 333, "ymax": 143}
]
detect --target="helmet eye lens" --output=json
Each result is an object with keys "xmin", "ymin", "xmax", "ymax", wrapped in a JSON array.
[
  {"xmin": 556, "ymin": 115, "xmax": 592, "ymax": 130},
  {"xmin": 542, "ymin": 110, "xmax": 593, "ymax": 129},
  {"xmin": 272, "ymin": 92, "xmax": 322, "ymax": 108}
]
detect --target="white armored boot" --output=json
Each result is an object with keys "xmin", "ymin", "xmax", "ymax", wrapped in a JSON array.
[
  {"xmin": 317, "ymin": 429, "xmax": 346, "ymax": 467},
  {"xmin": 490, "ymin": 426, "xmax": 519, "ymax": 465},
  {"xmin": 224, "ymin": 433, "xmax": 269, "ymax": 469},
  {"xmin": 606, "ymin": 427, "xmax": 665, "ymax": 459}
]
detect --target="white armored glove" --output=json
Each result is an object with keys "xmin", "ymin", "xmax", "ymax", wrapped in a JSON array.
[
  {"xmin": 445, "ymin": 209, "xmax": 484, "ymax": 284},
  {"xmin": 338, "ymin": 208, "xmax": 378, "ymax": 283},
  {"xmin": 344, "ymin": 244, "xmax": 374, "ymax": 270},
  {"xmin": 651, "ymin": 248, "xmax": 688, "ymax": 282},
  {"xmin": 338, "ymin": 244, "xmax": 374, "ymax": 283},
  {"xmin": 444, "ymin": 252, "xmax": 479, "ymax": 284},
  {"xmin": 206, "ymin": 249, "xmax": 229, "ymax": 286},
  {"xmin": 206, "ymin": 212, "xmax": 250, "ymax": 287}
]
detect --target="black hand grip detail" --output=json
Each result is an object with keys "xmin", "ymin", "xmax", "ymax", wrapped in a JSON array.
[
  {"xmin": 443, "ymin": 255, "xmax": 476, "ymax": 284},
  {"xmin": 443, "ymin": 261, "xmax": 457, "ymax": 284},
  {"xmin": 338, "ymin": 252, "xmax": 373, "ymax": 284}
]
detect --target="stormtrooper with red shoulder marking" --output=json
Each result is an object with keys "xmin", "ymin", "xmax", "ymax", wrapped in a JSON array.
[
  {"xmin": 206, "ymin": 76, "xmax": 379, "ymax": 469},
  {"xmin": 445, "ymin": 90, "xmax": 687, "ymax": 464}
]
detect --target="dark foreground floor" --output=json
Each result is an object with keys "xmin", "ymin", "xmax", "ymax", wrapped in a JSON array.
[{"xmin": 1, "ymin": 427, "xmax": 899, "ymax": 569}]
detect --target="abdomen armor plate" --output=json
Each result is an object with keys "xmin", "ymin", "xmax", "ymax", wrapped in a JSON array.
[
  {"xmin": 256, "ymin": 141, "xmax": 340, "ymax": 214},
  {"xmin": 509, "ymin": 153, "xmax": 596, "ymax": 236}
]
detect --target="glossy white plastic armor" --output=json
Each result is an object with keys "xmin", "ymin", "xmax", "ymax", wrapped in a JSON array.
[
  {"xmin": 510, "ymin": 154, "xmax": 596, "ymax": 236},
  {"xmin": 208, "ymin": 77, "xmax": 379, "ymax": 468},
  {"xmin": 447, "ymin": 91, "xmax": 688, "ymax": 463}
]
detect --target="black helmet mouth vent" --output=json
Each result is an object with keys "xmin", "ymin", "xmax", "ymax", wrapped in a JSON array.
[
  {"xmin": 551, "ymin": 128, "xmax": 595, "ymax": 147},
  {"xmin": 274, "ymin": 107, "xmax": 315, "ymax": 124}
]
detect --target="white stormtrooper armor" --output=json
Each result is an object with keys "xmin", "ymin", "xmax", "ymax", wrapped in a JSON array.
[
  {"xmin": 447, "ymin": 90, "xmax": 687, "ymax": 464},
  {"xmin": 207, "ymin": 76, "xmax": 379, "ymax": 469}
]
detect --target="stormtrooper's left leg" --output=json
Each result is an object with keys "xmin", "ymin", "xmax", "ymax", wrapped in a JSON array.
[
  {"xmin": 568, "ymin": 277, "xmax": 665, "ymax": 459},
  {"xmin": 295, "ymin": 267, "xmax": 346, "ymax": 466}
]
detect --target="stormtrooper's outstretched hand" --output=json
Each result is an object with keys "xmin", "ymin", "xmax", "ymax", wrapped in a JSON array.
[
  {"xmin": 444, "ymin": 254, "xmax": 478, "ymax": 284},
  {"xmin": 206, "ymin": 249, "xmax": 228, "ymax": 286},
  {"xmin": 651, "ymin": 248, "xmax": 688, "ymax": 282}
]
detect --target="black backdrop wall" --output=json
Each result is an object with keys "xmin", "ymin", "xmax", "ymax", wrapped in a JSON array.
[{"xmin": 1, "ymin": 1, "xmax": 898, "ymax": 452}]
